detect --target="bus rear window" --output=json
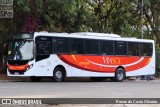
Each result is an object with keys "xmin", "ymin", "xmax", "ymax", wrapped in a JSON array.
[{"xmin": 141, "ymin": 43, "xmax": 153, "ymax": 56}]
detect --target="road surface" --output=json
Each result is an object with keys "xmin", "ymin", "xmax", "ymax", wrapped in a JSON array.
[{"xmin": 0, "ymin": 80, "xmax": 160, "ymax": 98}]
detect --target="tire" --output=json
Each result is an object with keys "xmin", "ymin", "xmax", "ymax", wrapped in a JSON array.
[
  {"xmin": 90, "ymin": 77, "xmax": 105, "ymax": 82},
  {"xmin": 30, "ymin": 76, "xmax": 42, "ymax": 82},
  {"xmin": 115, "ymin": 68, "xmax": 125, "ymax": 82},
  {"xmin": 53, "ymin": 67, "xmax": 65, "ymax": 82}
]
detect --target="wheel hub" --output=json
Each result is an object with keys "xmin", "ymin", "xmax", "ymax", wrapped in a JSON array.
[
  {"xmin": 117, "ymin": 70, "xmax": 123, "ymax": 80},
  {"xmin": 55, "ymin": 71, "xmax": 62, "ymax": 79}
]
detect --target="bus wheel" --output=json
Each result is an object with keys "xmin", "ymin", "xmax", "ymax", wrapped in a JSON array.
[
  {"xmin": 90, "ymin": 77, "xmax": 104, "ymax": 82},
  {"xmin": 30, "ymin": 76, "xmax": 42, "ymax": 82},
  {"xmin": 53, "ymin": 67, "xmax": 65, "ymax": 82},
  {"xmin": 115, "ymin": 68, "xmax": 125, "ymax": 82}
]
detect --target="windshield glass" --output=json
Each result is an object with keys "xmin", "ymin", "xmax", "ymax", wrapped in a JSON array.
[{"xmin": 8, "ymin": 39, "xmax": 34, "ymax": 60}]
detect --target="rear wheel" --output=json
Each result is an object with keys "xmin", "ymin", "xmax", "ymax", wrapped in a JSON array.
[
  {"xmin": 115, "ymin": 68, "xmax": 125, "ymax": 82},
  {"xmin": 53, "ymin": 67, "xmax": 65, "ymax": 82}
]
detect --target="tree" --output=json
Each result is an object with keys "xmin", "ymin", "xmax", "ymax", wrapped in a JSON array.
[
  {"xmin": 143, "ymin": 0, "xmax": 160, "ymax": 45},
  {"xmin": 92, "ymin": 0, "xmax": 141, "ymax": 37}
]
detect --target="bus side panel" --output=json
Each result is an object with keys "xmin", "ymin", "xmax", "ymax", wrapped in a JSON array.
[
  {"xmin": 126, "ymin": 57, "xmax": 155, "ymax": 76},
  {"xmin": 126, "ymin": 42, "xmax": 155, "ymax": 77},
  {"xmin": 46, "ymin": 55, "xmax": 72, "ymax": 77},
  {"xmin": 81, "ymin": 70, "xmax": 114, "ymax": 77},
  {"xmin": 25, "ymin": 59, "xmax": 48, "ymax": 76}
]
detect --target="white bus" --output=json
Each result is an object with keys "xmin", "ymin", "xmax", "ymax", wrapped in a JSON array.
[{"xmin": 7, "ymin": 32, "xmax": 155, "ymax": 82}]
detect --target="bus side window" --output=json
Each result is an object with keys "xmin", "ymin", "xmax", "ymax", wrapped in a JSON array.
[
  {"xmin": 128, "ymin": 51, "xmax": 132, "ymax": 56},
  {"xmin": 85, "ymin": 39, "xmax": 99, "ymax": 55},
  {"xmin": 128, "ymin": 42, "xmax": 140, "ymax": 56},
  {"xmin": 37, "ymin": 41, "xmax": 51, "ymax": 55},
  {"xmin": 70, "ymin": 39, "xmax": 84, "ymax": 54},
  {"xmin": 52, "ymin": 38, "xmax": 69, "ymax": 54},
  {"xmin": 115, "ymin": 41, "xmax": 127, "ymax": 55},
  {"xmin": 141, "ymin": 43, "xmax": 152, "ymax": 56},
  {"xmin": 100, "ymin": 40, "xmax": 113, "ymax": 55}
]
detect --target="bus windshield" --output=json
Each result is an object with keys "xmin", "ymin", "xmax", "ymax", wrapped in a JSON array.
[{"xmin": 8, "ymin": 39, "xmax": 34, "ymax": 60}]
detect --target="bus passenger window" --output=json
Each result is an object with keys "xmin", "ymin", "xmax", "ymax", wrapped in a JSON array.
[
  {"xmin": 85, "ymin": 40, "xmax": 99, "ymax": 55},
  {"xmin": 128, "ymin": 42, "xmax": 140, "ymax": 56},
  {"xmin": 115, "ymin": 41, "xmax": 127, "ymax": 55},
  {"xmin": 70, "ymin": 39, "xmax": 84, "ymax": 54},
  {"xmin": 52, "ymin": 38, "xmax": 69, "ymax": 54},
  {"xmin": 100, "ymin": 40, "xmax": 113, "ymax": 55},
  {"xmin": 37, "ymin": 41, "xmax": 51, "ymax": 55},
  {"xmin": 141, "ymin": 43, "xmax": 152, "ymax": 56}
]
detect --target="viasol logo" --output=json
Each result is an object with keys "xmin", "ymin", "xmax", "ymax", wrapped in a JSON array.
[
  {"xmin": 103, "ymin": 57, "xmax": 121, "ymax": 64},
  {"xmin": 2, "ymin": 99, "xmax": 11, "ymax": 104}
]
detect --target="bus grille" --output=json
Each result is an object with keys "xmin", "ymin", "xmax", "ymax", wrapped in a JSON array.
[{"xmin": 9, "ymin": 70, "xmax": 25, "ymax": 75}]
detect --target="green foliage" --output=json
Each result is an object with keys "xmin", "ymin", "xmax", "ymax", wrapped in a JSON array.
[
  {"xmin": 0, "ymin": 0, "xmax": 159, "ymax": 39},
  {"xmin": 36, "ymin": 0, "xmax": 43, "ymax": 10},
  {"xmin": 91, "ymin": 0, "xmax": 137, "ymax": 34},
  {"xmin": 120, "ymin": 20, "xmax": 141, "ymax": 38},
  {"xmin": 156, "ymin": 51, "xmax": 160, "ymax": 69},
  {"xmin": 17, "ymin": 0, "xmax": 30, "ymax": 12}
]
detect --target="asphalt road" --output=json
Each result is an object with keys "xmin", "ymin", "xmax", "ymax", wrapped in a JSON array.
[{"xmin": 0, "ymin": 80, "xmax": 160, "ymax": 98}]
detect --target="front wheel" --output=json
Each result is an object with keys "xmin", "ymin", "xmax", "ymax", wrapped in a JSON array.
[
  {"xmin": 115, "ymin": 68, "xmax": 125, "ymax": 82},
  {"xmin": 53, "ymin": 67, "xmax": 65, "ymax": 82}
]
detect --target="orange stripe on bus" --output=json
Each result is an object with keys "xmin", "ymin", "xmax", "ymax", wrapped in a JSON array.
[
  {"xmin": 8, "ymin": 64, "xmax": 29, "ymax": 71},
  {"xmin": 58, "ymin": 55, "xmax": 151, "ymax": 73}
]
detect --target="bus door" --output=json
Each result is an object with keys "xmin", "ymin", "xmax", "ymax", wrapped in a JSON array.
[{"xmin": 35, "ymin": 37, "xmax": 52, "ymax": 76}]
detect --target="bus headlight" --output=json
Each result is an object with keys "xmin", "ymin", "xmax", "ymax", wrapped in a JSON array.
[{"xmin": 26, "ymin": 64, "xmax": 33, "ymax": 71}]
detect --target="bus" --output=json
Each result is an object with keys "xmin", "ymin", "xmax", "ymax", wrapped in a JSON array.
[{"xmin": 7, "ymin": 32, "xmax": 155, "ymax": 82}]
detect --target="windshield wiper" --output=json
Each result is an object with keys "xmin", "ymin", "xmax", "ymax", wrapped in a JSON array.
[{"xmin": 19, "ymin": 40, "xmax": 27, "ymax": 48}]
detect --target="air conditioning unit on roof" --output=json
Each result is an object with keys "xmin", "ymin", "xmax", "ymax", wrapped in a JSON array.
[{"xmin": 70, "ymin": 32, "xmax": 121, "ymax": 38}]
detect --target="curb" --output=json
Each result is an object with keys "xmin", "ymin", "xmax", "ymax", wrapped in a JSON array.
[{"xmin": 0, "ymin": 74, "xmax": 30, "ymax": 81}]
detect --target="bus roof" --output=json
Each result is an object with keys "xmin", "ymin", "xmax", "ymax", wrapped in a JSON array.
[
  {"xmin": 34, "ymin": 32, "xmax": 68, "ymax": 36},
  {"xmin": 70, "ymin": 32, "xmax": 121, "ymax": 38},
  {"xmin": 34, "ymin": 32, "xmax": 154, "ymax": 43}
]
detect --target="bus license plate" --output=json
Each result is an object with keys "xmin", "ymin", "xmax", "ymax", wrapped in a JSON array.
[{"xmin": 14, "ymin": 72, "xmax": 19, "ymax": 75}]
